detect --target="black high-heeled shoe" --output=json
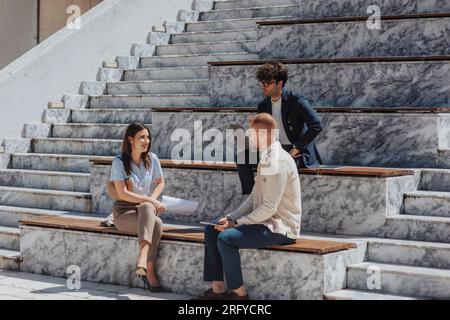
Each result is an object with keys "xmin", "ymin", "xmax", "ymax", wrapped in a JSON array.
[{"xmin": 138, "ymin": 274, "xmax": 171, "ymax": 293}]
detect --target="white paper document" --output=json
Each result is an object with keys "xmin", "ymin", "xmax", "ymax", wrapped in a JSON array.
[{"xmin": 162, "ymin": 195, "xmax": 199, "ymax": 215}]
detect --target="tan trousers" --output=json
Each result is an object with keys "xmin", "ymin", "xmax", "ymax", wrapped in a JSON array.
[{"xmin": 112, "ymin": 201, "xmax": 163, "ymax": 262}]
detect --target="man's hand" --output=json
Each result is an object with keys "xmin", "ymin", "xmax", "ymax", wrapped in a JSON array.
[
  {"xmin": 215, "ymin": 217, "xmax": 235, "ymax": 232},
  {"xmin": 289, "ymin": 148, "xmax": 302, "ymax": 158}
]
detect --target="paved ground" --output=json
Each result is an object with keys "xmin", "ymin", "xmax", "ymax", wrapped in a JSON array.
[{"xmin": 0, "ymin": 269, "xmax": 192, "ymax": 300}]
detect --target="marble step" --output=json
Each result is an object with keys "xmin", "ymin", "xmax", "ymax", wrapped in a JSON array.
[
  {"xmin": 210, "ymin": 59, "xmax": 450, "ymax": 108},
  {"xmin": 200, "ymin": 4, "xmax": 300, "ymax": 21},
  {"xmin": 419, "ymin": 169, "xmax": 450, "ymax": 192},
  {"xmin": 0, "ymin": 169, "xmax": 90, "ymax": 193},
  {"xmin": 71, "ymin": 109, "xmax": 152, "ymax": 124},
  {"xmin": 0, "ymin": 205, "xmax": 106, "ymax": 228},
  {"xmin": 403, "ymin": 191, "xmax": 450, "ymax": 217},
  {"xmin": 106, "ymin": 80, "xmax": 208, "ymax": 95},
  {"xmin": 31, "ymin": 138, "xmax": 121, "ymax": 156},
  {"xmin": 258, "ymin": 16, "xmax": 450, "ymax": 59},
  {"xmin": 155, "ymin": 40, "xmax": 256, "ymax": 55},
  {"xmin": 385, "ymin": 215, "xmax": 450, "ymax": 243},
  {"xmin": 11, "ymin": 153, "xmax": 110, "ymax": 174},
  {"xmin": 0, "ymin": 249, "xmax": 21, "ymax": 271},
  {"xmin": 347, "ymin": 262, "xmax": 450, "ymax": 299},
  {"xmin": 202, "ymin": 0, "xmax": 450, "ymax": 21},
  {"xmin": 89, "ymin": 94, "xmax": 210, "ymax": 109},
  {"xmin": 52, "ymin": 123, "xmax": 150, "ymax": 139},
  {"xmin": 325, "ymin": 289, "xmax": 419, "ymax": 300},
  {"xmin": 367, "ymin": 238, "xmax": 450, "ymax": 269},
  {"xmin": 170, "ymin": 29, "xmax": 256, "ymax": 44},
  {"xmin": 140, "ymin": 52, "xmax": 258, "ymax": 68},
  {"xmin": 0, "ymin": 186, "xmax": 92, "ymax": 213},
  {"xmin": 186, "ymin": 16, "xmax": 296, "ymax": 32},
  {"xmin": 124, "ymin": 66, "xmax": 208, "ymax": 81},
  {"xmin": 214, "ymin": 0, "xmax": 299, "ymax": 10},
  {"xmin": 0, "ymin": 226, "xmax": 20, "ymax": 251}
]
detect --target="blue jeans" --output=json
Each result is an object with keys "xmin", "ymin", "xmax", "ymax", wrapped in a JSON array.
[{"xmin": 203, "ymin": 223, "xmax": 296, "ymax": 290}]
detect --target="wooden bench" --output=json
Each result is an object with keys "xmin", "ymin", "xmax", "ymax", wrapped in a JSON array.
[
  {"xmin": 91, "ymin": 158, "xmax": 414, "ymax": 178},
  {"xmin": 20, "ymin": 215, "xmax": 356, "ymax": 255}
]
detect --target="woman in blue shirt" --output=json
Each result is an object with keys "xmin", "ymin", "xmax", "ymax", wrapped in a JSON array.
[{"xmin": 109, "ymin": 123, "xmax": 167, "ymax": 292}]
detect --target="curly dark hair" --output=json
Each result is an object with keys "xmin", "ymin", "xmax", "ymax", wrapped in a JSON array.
[{"xmin": 256, "ymin": 61, "xmax": 288, "ymax": 88}]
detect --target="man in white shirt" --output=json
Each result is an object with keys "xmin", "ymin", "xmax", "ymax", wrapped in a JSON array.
[{"xmin": 194, "ymin": 113, "xmax": 302, "ymax": 300}]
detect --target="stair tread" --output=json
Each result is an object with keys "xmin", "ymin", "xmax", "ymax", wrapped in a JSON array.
[
  {"xmin": 0, "ymin": 226, "xmax": 20, "ymax": 235},
  {"xmin": 325, "ymin": 289, "xmax": 421, "ymax": 300},
  {"xmin": 158, "ymin": 39, "xmax": 256, "ymax": 46},
  {"xmin": 367, "ymin": 237, "xmax": 450, "ymax": 249},
  {"xmin": 107, "ymin": 79, "xmax": 208, "ymax": 84},
  {"xmin": 12, "ymin": 153, "xmax": 110, "ymax": 159},
  {"xmin": 0, "ymin": 168, "xmax": 90, "ymax": 177},
  {"xmin": 350, "ymin": 261, "xmax": 450, "ymax": 277},
  {"xmin": 33, "ymin": 137, "xmax": 121, "ymax": 142},
  {"xmin": 405, "ymin": 190, "xmax": 450, "ymax": 198},
  {"xmin": 171, "ymin": 28, "xmax": 254, "ymax": 35},
  {"xmin": 142, "ymin": 51, "xmax": 256, "ymax": 58},
  {"xmin": 91, "ymin": 93, "xmax": 208, "ymax": 97},
  {"xmin": 0, "ymin": 205, "xmax": 104, "ymax": 219},
  {"xmin": 203, "ymin": 4, "xmax": 297, "ymax": 12},
  {"xmin": 0, "ymin": 248, "xmax": 21, "ymax": 258},
  {"xmin": 0, "ymin": 186, "xmax": 92, "ymax": 197},
  {"xmin": 130, "ymin": 66, "xmax": 208, "ymax": 71},
  {"xmin": 389, "ymin": 214, "xmax": 450, "ymax": 223},
  {"xmin": 190, "ymin": 15, "xmax": 295, "ymax": 24}
]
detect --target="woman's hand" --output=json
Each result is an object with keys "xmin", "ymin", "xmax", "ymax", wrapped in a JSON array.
[{"xmin": 144, "ymin": 197, "xmax": 166, "ymax": 215}]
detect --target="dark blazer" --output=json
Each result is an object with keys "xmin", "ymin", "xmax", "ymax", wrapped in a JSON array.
[{"xmin": 257, "ymin": 90, "xmax": 323, "ymax": 168}]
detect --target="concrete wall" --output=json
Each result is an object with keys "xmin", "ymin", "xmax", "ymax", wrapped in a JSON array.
[
  {"xmin": 0, "ymin": 0, "xmax": 38, "ymax": 69},
  {"xmin": 0, "ymin": 0, "xmax": 193, "ymax": 144}
]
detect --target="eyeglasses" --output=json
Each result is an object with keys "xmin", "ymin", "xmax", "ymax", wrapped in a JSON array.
[{"xmin": 259, "ymin": 81, "xmax": 276, "ymax": 87}]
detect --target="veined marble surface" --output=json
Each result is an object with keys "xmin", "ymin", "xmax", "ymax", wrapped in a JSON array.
[
  {"xmin": 20, "ymin": 226, "xmax": 361, "ymax": 299},
  {"xmin": 152, "ymin": 111, "xmax": 450, "ymax": 168},
  {"xmin": 209, "ymin": 62, "xmax": 450, "ymax": 108},
  {"xmin": 258, "ymin": 18, "xmax": 450, "ymax": 59}
]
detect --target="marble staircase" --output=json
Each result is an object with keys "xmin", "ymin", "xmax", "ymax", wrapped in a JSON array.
[{"xmin": 1, "ymin": 0, "xmax": 450, "ymax": 299}]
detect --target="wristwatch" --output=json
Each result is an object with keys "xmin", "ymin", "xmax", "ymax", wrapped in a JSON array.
[{"xmin": 226, "ymin": 216, "xmax": 236, "ymax": 225}]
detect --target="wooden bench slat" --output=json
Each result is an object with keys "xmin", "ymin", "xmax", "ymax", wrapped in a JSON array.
[
  {"xmin": 91, "ymin": 158, "xmax": 413, "ymax": 177},
  {"xmin": 208, "ymin": 56, "xmax": 450, "ymax": 66},
  {"xmin": 20, "ymin": 216, "xmax": 356, "ymax": 255}
]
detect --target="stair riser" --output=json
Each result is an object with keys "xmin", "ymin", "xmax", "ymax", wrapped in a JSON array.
[
  {"xmin": 204, "ymin": 0, "xmax": 450, "ymax": 21},
  {"xmin": 171, "ymin": 30, "xmax": 256, "ymax": 44},
  {"xmin": 0, "ymin": 210, "xmax": 43, "ymax": 228},
  {"xmin": 89, "ymin": 95, "xmax": 210, "ymax": 109},
  {"xmin": 140, "ymin": 53, "xmax": 258, "ymax": 68},
  {"xmin": 0, "ymin": 232, "xmax": 19, "ymax": 251},
  {"xmin": 419, "ymin": 170, "xmax": 450, "ymax": 192},
  {"xmin": 404, "ymin": 196, "xmax": 450, "ymax": 217},
  {"xmin": 11, "ymin": 155, "xmax": 92, "ymax": 173},
  {"xmin": 210, "ymin": 61, "xmax": 450, "ymax": 108},
  {"xmin": 124, "ymin": 68, "xmax": 208, "ymax": 81},
  {"xmin": 71, "ymin": 110, "xmax": 152, "ymax": 124},
  {"xmin": 347, "ymin": 267, "xmax": 450, "ymax": 299},
  {"xmin": 32, "ymin": 140, "xmax": 121, "ymax": 156},
  {"xmin": 106, "ymin": 81, "xmax": 208, "ymax": 95},
  {"xmin": 201, "ymin": 5, "xmax": 299, "ymax": 21},
  {"xmin": 0, "ymin": 191, "xmax": 91, "ymax": 212},
  {"xmin": 52, "ymin": 124, "xmax": 132, "ymax": 139},
  {"xmin": 368, "ymin": 242, "xmax": 450, "ymax": 269},
  {"xmin": 214, "ymin": 0, "xmax": 299, "ymax": 10},
  {"xmin": 156, "ymin": 41, "xmax": 256, "ymax": 55},
  {"xmin": 0, "ymin": 256, "xmax": 21, "ymax": 271},
  {"xmin": 385, "ymin": 218, "xmax": 450, "ymax": 243},
  {"xmin": 0, "ymin": 171, "xmax": 89, "ymax": 193},
  {"xmin": 186, "ymin": 18, "xmax": 261, "ymax": 32},
  {"xmin": 258, "ymin": 18, "xmax": 450, "ymax": 59}
]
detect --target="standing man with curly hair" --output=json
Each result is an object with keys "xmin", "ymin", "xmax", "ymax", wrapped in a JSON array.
[{"xmin": 236, "ymin": 61, "xmax": 324, "ymax": 195}]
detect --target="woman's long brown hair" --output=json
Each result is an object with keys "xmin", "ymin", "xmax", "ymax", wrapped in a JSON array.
[{"xmin": 121, "ymin": 123, "xmax": 152, "ymax": 176}]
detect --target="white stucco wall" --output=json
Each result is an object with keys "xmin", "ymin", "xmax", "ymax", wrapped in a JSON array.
[{"xmin": 0, "ymin": 0, "xmax": 193, "ymax": 143}]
